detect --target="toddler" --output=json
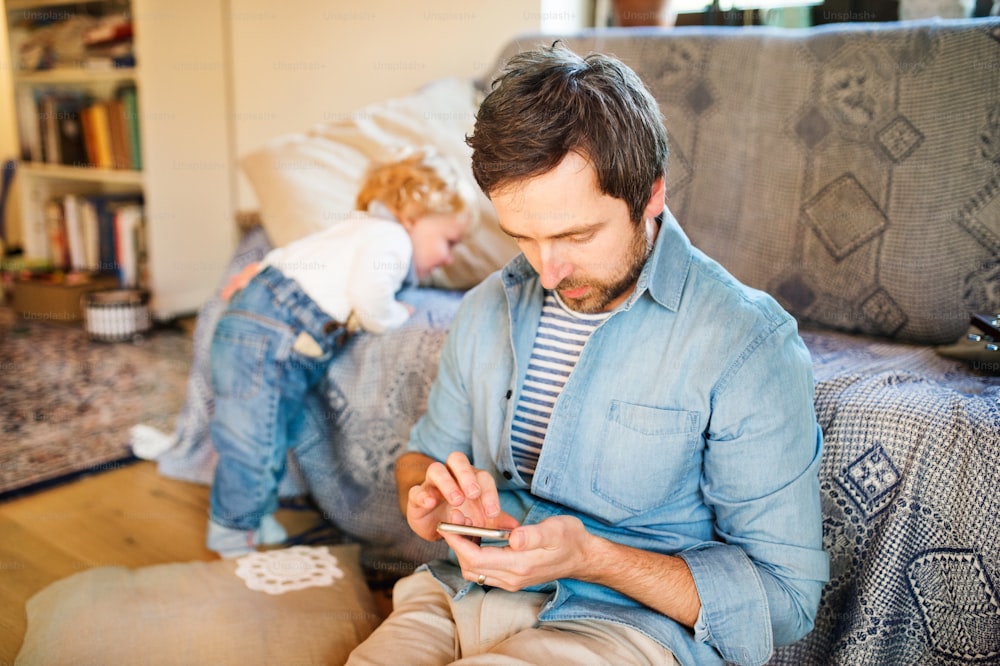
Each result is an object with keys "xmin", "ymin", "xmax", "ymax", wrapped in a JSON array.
[{"xmin": 207, "ymin": 148, "xmax": 470, "ymax": 557}]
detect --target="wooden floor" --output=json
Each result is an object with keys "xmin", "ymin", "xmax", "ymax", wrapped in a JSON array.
[{"xmin": 0, "ymin": 461, "xmax": 338, "ymax": 662}]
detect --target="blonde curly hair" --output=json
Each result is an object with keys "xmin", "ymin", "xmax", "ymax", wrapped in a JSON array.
[{"xmin": 356, "ymin": 148, "xmax": 468, "ymax": 222}]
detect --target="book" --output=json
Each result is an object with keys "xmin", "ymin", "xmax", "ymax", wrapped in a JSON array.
[
  {"xmin": 63, "ymin": 194, "xmax": 87, "ymax": 271},
  {"xmin": 44, "ymin": 199, "xmax": 70, "ymax": 270},
  {"xmin": 87, "ymin": 193, "xmax": 144, "ymax": 282},
  {"xmin": 79, "ymin": 199, "xmax": 100, "ymax": 270},
  {"xmin": 80, "ymin": 105, "xmax": 100, "ymax": 167},
  {"xmin": 106, "ymin": 99, "xmax": 131, "ymax": 169},
  {"xmin": 88, "ymin": 101, "xmax": 114, "ymax": 169},
  {"xmin": 114, "ymin": 204, "xmax": 144, "ymax": 288},
  {"xmin": 118, "ymin": 86, "xmax": 142, "ymax": 170},
  {"xmin": 55, "ymin": 94, "xmax": 90, "ymax": 168},
  {"xmin": 41, "ymin": 96, "xmax": 60, "ymax": 165},
  {"xmin": 16, "ymin": 88, "xmax": 44, "ymax": 163}
]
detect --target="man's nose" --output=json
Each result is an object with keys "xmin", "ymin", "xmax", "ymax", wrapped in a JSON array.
[{"xmin": 537, "ymin": 244, "xmax": 572, "ymax": 290}]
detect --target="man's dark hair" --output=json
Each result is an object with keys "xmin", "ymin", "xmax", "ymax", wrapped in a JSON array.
[{"xmin": 467, "ymin": 43, "xmax": 668, "ymax": 224}]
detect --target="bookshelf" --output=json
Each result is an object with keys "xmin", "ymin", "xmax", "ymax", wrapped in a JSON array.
[{"xmin": 4, "ymin": 0, "xmax": 236, "ymax": 319}]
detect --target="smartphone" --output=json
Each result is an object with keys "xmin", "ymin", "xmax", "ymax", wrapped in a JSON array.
[{"xmin": 437, "ymin": 522, "xmax": 511, "ymax": 540}]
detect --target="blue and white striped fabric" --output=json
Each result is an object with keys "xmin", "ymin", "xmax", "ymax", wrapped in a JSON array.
[{"xmin": 510, "ymin": 292, "xmax": 610, "ymax": 481}]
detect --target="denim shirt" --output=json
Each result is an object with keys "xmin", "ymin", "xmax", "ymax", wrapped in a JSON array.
[{"xmin": 409, "ymin": 209, "xmax": 829, "ymax": 666}]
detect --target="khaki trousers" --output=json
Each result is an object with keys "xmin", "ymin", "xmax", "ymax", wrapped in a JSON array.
[{"xmin": 347, "ymin": 570, "xmax": 678, "ymax": 665}]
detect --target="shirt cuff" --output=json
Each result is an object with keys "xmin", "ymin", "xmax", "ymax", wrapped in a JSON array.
[
  {"xmin": 679, "ymin": 543, "xmax": 774, "ymax": 666},
  {"xmin": 693, "ymin": 605, "xmax": 709, "ymax": 643},
  {"xmin": 354, "ymin": 299, "xmax": 411, "ymax": 334}
]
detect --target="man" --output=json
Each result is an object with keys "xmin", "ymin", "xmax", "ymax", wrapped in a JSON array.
[{"xmin": 348, "ymin": 44, "xmax": 828, "ymax": 666}]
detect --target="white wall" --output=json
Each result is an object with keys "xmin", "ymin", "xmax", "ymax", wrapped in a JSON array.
[{"xmin": 227, "ymin": 0, "xmax": 557, "ymax": 210}]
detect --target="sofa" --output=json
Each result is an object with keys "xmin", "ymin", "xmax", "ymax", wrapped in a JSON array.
[{"xmin": 147, "ymin": 17, "xmax": 1000, "ymax": 665}]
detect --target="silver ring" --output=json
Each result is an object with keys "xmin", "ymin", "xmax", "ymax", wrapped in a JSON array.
[{"xmin": 477, "ymin": 574, "xmax": 487, "ymax": 586}]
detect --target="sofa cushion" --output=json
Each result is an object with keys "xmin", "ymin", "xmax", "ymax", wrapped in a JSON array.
[
  {"xmin": 238, "ymin": 76, "xmax": 518, "ymax": 290},
  {"xmin": 528, "ymin": 19, "xmax": 1000, "ymax": 344}
]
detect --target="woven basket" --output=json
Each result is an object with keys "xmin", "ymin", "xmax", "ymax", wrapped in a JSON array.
[{"xmin": 83, "ymin": 289, "xmax": 151, "ymax": 342}]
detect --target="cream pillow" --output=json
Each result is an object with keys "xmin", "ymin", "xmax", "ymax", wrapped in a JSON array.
[
  {"xmin": 15, "ymin": 545, "xmax": 381, "ymax": 665},
  {"xmin": 239, "ymin": 77, "xmax": 518, "ymax": 290}
]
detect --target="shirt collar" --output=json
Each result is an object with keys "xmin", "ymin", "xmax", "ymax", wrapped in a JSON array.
[
  {"xmin": 635, "ymin": 206, "xmax": 692, "ymax": 312},
  {"xmin": 500, "ymin": 206, "xmax": 693, "ymax": 313}
]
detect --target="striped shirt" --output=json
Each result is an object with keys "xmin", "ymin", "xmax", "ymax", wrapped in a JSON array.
[{"xmin": 510, "ymin": 292, "xmax": 611, "ymax": 481}]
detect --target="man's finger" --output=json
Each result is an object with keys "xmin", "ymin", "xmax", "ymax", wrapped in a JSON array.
[
  {"xmin": 445, "ymin": 451, "xmax": 482, "ymax": 500},
  {"xmin": 407, "ymin": 483, "xmax": 439, "ymax": 513},
  {"xmin": 508, "ymin": 518, "xmax": 563, "ymax": 552},
  {"xmin": 474, "ymin": 468, "xmax": 502, "ymax": 518},
  {"xmin": 425, "ymin": 461, "xmax": 466, "ymax": 506}
]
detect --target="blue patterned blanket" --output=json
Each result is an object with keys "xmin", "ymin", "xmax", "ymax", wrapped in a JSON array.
[{"xmin": 777, "ymin": 330, "xmax": 1000, "ymax": 664}]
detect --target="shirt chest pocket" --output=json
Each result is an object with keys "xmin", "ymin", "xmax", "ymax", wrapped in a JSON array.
[{"xmin": 592, "ymin": 402, "xmax": 700, "ymax": 516}]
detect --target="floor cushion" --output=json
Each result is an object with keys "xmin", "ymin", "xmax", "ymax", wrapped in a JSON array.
[{"xmin": 15, "ymin": 545, "xmax": 380, "ymax": 665}]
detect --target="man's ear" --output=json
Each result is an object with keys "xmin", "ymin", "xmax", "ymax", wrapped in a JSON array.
[{"xmin": 643, "ymin": 177, "xmax": 666, "ymax": 219}]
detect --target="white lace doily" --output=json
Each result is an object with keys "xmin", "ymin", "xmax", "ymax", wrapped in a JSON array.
[{"xmin": 234, "ymin": 546, "xmax": 344, "ymax": 595}]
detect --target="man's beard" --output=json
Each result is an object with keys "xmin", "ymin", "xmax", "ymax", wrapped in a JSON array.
[{"xmin": 557, "ymin": 222, "xmax": 653, "ymax": 314}]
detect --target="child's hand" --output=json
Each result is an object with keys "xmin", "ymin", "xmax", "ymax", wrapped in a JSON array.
[{"xmin": 221, "ymin": 262, "xmax": 261, "ymax": 301}]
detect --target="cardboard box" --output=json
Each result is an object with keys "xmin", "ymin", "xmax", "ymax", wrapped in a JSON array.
[{"xmin": 12, "ymin": 274, "xmax": 120, "ymax": 323}]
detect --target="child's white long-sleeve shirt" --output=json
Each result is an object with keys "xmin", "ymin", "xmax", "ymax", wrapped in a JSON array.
[{"xmin": 260, "ymin": 212, "xmax": 412, "ymax": 334}]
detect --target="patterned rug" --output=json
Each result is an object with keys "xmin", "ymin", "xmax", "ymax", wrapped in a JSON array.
[{"xmin": 0, "ymin": 305, "xmax": 192, "ymax": 500}]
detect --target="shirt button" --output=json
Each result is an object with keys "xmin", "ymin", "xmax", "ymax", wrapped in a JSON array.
[{"xmin": 502, "ymin": 471, "xmax": 513, "ymax": 480}]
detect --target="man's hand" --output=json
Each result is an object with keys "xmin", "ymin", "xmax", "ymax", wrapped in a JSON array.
[
  {"xmin": 441, "ymin": 514, "xmax": 702, "ymax": 629},
  {"xmin": 440, "ymin": 515, "xmax": 592, "ymax": 590},
  {"xmin": 396, "ymin": 451, "xmax": 519, "ymax": 543}
]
